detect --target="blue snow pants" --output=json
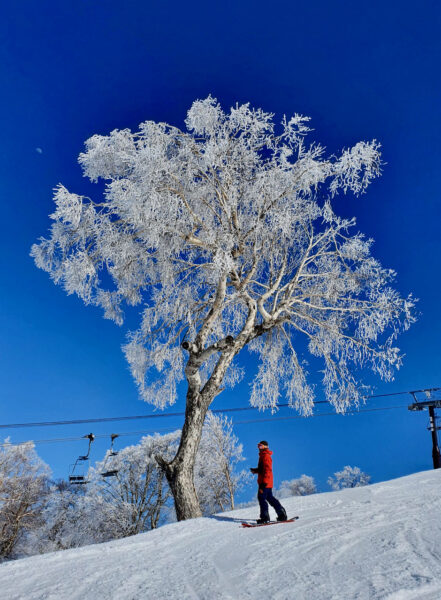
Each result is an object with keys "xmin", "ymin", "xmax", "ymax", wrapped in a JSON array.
[{"xmin": 257, "ymin": 487, "xmax": 285, "ymax": 520}]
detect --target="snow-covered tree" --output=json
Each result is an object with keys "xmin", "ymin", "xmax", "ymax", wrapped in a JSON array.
[
  {"xmin": 31, "ymin": 96, "xmax": 415, "ymax": 519},
  {"xmin": 25, "ymin": 482, "xmax": 133, "ymax": 554},
  {"xmin": 0, "ymin": 440, "xmax": 50, "ymax": 559},
  {"xmin": 26, "ymin": 433, "xmax": 179, "ymax": 555},
  {"xmin": 277, "ymin": 474, "xmax": 317, "ymax": 498},
  {"xmin": 195, "ymin": 412, "xmax": 250, "ymax": 514},
  {"xmin": 88, "ymin": 431, "xmax": 180, "ymax": 533},
  {"xmin": 34, "ymin": 480, "xmax": 82, "ymax": 553},
  {"xmin": 23, "ymin": 481, "xmax": 94, "ymax": 554},
  {"xmin": 328, "ymin": 465, "xmax": 371, "ymax": 490}
]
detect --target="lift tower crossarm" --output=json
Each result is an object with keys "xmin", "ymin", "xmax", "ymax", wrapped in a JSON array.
[{"xmin": 408, "ymin": 400, "xmax": 441, "ymax": 411}]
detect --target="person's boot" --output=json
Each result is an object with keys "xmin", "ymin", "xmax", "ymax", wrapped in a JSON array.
[
  {"xmin": 277, "ymin": 508, "xmax": 287, "ymax": 522},
  {"xmin": 257, "ymin": 516, "xmax": 270, "ymax": 524}
]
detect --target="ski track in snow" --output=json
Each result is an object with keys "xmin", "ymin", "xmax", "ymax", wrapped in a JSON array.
[{"xmin": 1, "ymin": 471, "xmax": 441, "ymax": 600}]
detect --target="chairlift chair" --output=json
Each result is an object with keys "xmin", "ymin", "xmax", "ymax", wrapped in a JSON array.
[
  {"xmin": 101, "ymin": 434, "xmax": 119, "ymax": 478},
  {"xmin": 69, "ymin": 433, "xmax": 95, "ymax": 484}
]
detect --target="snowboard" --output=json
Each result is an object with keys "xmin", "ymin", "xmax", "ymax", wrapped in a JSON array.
[{"xmin": 241, "ymin": 516, "xmax": 299, "ymax": 528}]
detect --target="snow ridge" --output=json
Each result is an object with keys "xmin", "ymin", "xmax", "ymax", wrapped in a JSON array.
[{"xmin": 1, "ymin": 470, "xmax": 441, "ymax": 600}]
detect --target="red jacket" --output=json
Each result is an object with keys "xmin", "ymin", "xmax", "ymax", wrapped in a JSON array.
[{"xmin": 257, "ymin": 448, "xmax": 274, "ymax": 488}]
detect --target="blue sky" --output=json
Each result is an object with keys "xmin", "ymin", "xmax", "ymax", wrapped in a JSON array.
[{"xmin": 1, "ymin": 0, "xmax": 440, "ymax": 500}]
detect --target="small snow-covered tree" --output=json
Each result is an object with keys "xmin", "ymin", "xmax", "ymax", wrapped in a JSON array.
[
  {"xmin": 195, "ymin": 412, "xmax": 250, "ymax": 514},
  {"xmin": 30, "ymin": 481, "xmax": 87, "ymax": 553},
  {"xmin": 31, "ymin": 96, "xmax": 415, "ymax": 520},
  {"xmin": 0, "ymin": 440, "xmax": 50, "ymax": 559},
  {"xmin": 26, "ymin": 433, "xmax": 179, "ymax": 555},
  {"xmin": 88, "ymin": 431, "xmax": 180, "ymax": 534},
  {"xmin": 328, "ymin": 465, "xmax": 371, "ymax": 490},
  {"xmin": 27, "ymin": 484, "xmax": 134, "ymax": 553},
  {"xmin": 277, "ymin": 474, "xmax": 317, "ymax": 498},
  {"xmin": 23, "ymin": 481, "xmax": 92, "ymax": 553}
]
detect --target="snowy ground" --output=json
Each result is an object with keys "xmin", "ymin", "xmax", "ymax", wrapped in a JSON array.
[{"xmin": 1, "ymin": 470, "xmax": 441, "ymax": 600}]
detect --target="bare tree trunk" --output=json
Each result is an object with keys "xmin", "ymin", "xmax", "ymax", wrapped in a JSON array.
[
  {"xmin": 157, "ymin": 299, "xmax": 256, "ymax": 520},
  {"xmin": 157, "ymin": 389, "xmax": 211, "ymax": 520},
  {"xmin": 224, "ymin": 466, "xmax": 235, "ymax": 510}
]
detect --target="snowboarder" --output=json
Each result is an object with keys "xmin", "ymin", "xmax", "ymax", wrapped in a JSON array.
[{"xmin": 250, "ymin": 440, "xmax": 287, "ymax": 524}]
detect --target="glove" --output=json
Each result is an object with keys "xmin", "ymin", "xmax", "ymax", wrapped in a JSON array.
[
  {"xmin": 258, "ymin": 485, "xmax": 266, "ymax": 494},
  {"xmin": 250, "ymin": 468, "xmax": 258, "ymax": 474}
]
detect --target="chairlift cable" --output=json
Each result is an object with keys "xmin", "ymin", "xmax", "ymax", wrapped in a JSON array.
[
  {"xmin": 0, "ymin": 387, "xmax": 437, "ymax": 431},
  {"xmin": 0, "ymin": 404, "xmax": 410, "ymax": 448}
]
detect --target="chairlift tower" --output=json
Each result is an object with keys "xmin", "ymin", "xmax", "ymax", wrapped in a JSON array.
[{"xmin": 408, "ymin": 389, "xmax": 441, "ymax": 469}]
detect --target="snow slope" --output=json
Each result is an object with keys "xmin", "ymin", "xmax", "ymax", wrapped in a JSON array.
[{"xmin": 1, "ymin": 470, "xmax": 441, "ymax": 600}]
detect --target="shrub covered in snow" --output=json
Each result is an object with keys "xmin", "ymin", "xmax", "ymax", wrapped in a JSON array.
[
  {"xmin": 277, "ymin": 474, "xmax": 317, "ymax": 497},
  {"xmin": 328, "ymin": 465, "xmax": 371, "ymax": 490}
]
